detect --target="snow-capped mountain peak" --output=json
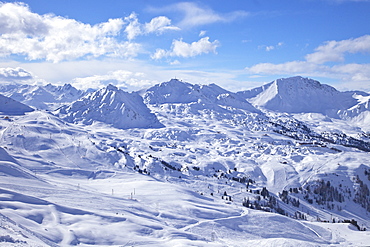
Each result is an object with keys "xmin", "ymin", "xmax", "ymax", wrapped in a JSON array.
[
  {"xmin": 56, "ymin": 84, "xmax": 163, "ymax": 129},
  {"xmin": 241, "ymin": 76, "xmax": 359, "ymax": 116},
  {"xmin": 1, "ymin": 77, "xmax": 370, "ymax": 246},
  {"xmin": 339, "ymin": 94, "xmax": 370, "ymax": 118},
  {"xmin": 0, "ymin": 82, "xmax": 85, "ymax": 110},
  {"xmin": 140, "ymin": 79, "xmax": 260, "ymax": 113},
  {"xmin": 140, "ymin": 79, "xmax": 197, "ymax": 104}
]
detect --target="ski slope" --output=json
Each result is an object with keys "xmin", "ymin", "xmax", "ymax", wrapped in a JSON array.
[{"xmin": 0, "ymin": 76, "xmax": 369, "ymax": 246}]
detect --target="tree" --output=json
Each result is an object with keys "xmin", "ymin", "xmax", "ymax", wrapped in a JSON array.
[{"xmin": 261, "ymin": 187, "xmax": 269, "ymax": 198}]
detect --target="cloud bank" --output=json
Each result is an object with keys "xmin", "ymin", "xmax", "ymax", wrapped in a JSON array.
[
  {"xmin": 305, "ymin": 35, "xmax": 370, "ymax": 64},
  {"xmin": 0, "ymin": 67, "xmax": 38, "ymax": 84},
  {"xmin": 72, "ymin": 70, "xmax": 152, "ymax": 90},
  {"xmin": 246, "ymin": 35, "xmax": 370, "ymax": 89},
  {"xmin": 0, "ymin": 2, "xmax": 180, "ymax": 62}
]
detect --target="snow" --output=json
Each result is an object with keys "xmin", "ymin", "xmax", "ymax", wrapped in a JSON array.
[
  {"xmin": 0, "ymin": 83, "xmax": 85, "ymax": 110},
  {"xmin": 339, "ymin": 94, "xmax": 370, "ymax": 119},
  {"xmin": 56, "ymin": 84, "xmax": 163, "ymax": 129},
  {"xmin": 244, "ymin": 76, "xmax": 368, "ymax": 118},
  {"xmin": 0, "ymin": 94, "xmax": 34, "ymax": 115},
  {"xmin": 140, "ymin": 78, "xmax": 260, "ymax": 114},
  {"xmin": 351, "ymin": 111, "xmax": 370, "ymax": 132},
  {"xmin": 0, "ymin": 77, "xmax": 369, "ymax": 246}
]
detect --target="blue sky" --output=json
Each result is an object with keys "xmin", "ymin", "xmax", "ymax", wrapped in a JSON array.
[{"xmin": 0, "ymin": 0, "xmax": 369, "ymax": 92}]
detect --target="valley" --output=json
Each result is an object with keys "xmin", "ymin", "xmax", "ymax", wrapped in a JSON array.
[{"xmin": 0, "ymin": 76, "xmax": 369, "ymax": 246}]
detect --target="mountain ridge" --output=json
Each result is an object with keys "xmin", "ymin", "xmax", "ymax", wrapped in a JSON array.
[
  {"xmin": 238, "ymin": 76, "xmax": 367, "ymax": 117},
  {"xmin": 140, "ymin": 78, "xmax": 260, "ymax": 115},
  {"xmin": 56, "ymin": 84, "xmax": 163, "ymax": 129},
  {"xmin": 0, "ymin": 82, "xmax": 85, "ymax": 110},
  {"xmin": 0, "ymin": 76, "xmax": 369, "ymax": 246}
]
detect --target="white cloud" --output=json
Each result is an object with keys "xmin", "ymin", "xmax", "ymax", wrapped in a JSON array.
[
  {"xmin": 0, "ymin": 2, "xmax": 48, "ymax": 36},
  {"xmin": 0, "ymin": 3, "xmax": 179, "ymax": 62},
  {"xmin": 0, "ymin": 66, "xmax": 49, "ymax": 85},
  {"xmin": 259, "ymin": 42, "xmax": 283, "ymax": 52},
  {"xmin": 144, "ymin": 16, "xmax": 180, "ymax": 34},
  {"xmin": 246, "ymin": 60, "xmax": 370, "ymax": 86},
  {"xmin": 0, "ymin": 67, "xmax": 32, "ymax": 79},
  {"xmin": 124, "ymin": 13, "xmax": 142, "ymax": 41},
  {"xmin": 265, "ymin": 46, "xmax": 275, "ymax": 52},
  {"xmin": 149, "ymin": 2, "xmax": 249, "ymax": 28},
  {"xmin": 246, "ymin": 35, "xmax": 370, "ymax": 91},
  {"xmin": 247, "ymin": 61, "xmax": 322, "ymax": 75},
  {"xmin": 170, "ymin": 60, "xmax": 181, "ymax": 65},
  {"xmin": 305, "ymin": 35, "xmax": 370, "ymax": 64},
  {"xmin": 0, "ymin": 2, "xmax": 140, "ymax": 62},
  {"xmin": 151, "ymin": 37, "xmax": 219, "ymax": 59},
  {"xmin": 151, "ymin": 49, "xmax": 167, "ymax": 60},
  {"xmin": 171, "ymin": 37, "xmax": 219, "ymax": 57},
  {"xmin": 199, "ymin": 30, "xmax": 207, "ymax": 37},
  {"xmin": 1, "ymin": 59, "xmax": 250, "ymax": 92},
  {"xmin": 331, "ymin": 63, "xmax": 370, "ymax": 82},
  {"xmin": 0, "ymin": 67, "xmax": 34, "ymax": 83},
  {"xmin": 72, "ymin": 70, "xmax": 153, "ymax": 90},
  {"xmin": 124, "ymin": 12, "xmax": 180, "ymax": 40}
]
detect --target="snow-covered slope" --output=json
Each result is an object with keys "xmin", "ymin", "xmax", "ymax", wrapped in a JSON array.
[
  {"xmin": 1, "ymin": 108, "xmax": 369, "ymax": 246},
  {"xmin": 0, "ymin": 83, "xmax": 85, "ymax": 110},
  {"xmin": 338, "ymin": 94, "xmax": 370, "ymax": 118},
  {"xmin": 240, "ymin": 76, "xmax": 366, "ymax": 117},
  {"xmin": 56, "ymin": 84, "xmax": 163, "ymax": 129},
  {"xmin": 351, "ymin": 111, "xmax": 370, "ymax": 132},
  {"xmin": 0, "ymin": 94, "xmax": 34, "ymax": 115},
  {"xmin": 1, "ymin": 77, "xmax": 370, "ymax": 246}
]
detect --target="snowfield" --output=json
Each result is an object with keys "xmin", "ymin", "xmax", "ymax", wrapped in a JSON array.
[{"xmin": 0, "ymin": 76, "xmax": 369, "ymax": 246}]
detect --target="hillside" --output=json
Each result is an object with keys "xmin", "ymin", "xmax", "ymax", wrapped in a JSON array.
[
  {"xmin": 0, "ymin": 77, "xmax": 369, "ymax": 246},
  {"xmin": 0, "ymin": 94, "xmax": 34, "ymax": 115}
]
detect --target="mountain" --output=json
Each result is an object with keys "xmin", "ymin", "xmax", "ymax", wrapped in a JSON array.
[
  {"xmin": 140, "ymin": 78, "xmax": 260, "ymax": 114},
  {"xmin": 351, "ymin": 111, "xmax": 370, "ymax": 132},
  {"xmin": 338, "ymin": 94, "xmax": 370, "ymax": 118},
  {"xmin": 0, "ymin": 94, "xmax": 34, "ymax": 115},
  {"xmin": 44, "ymin": 83, "xmax": 85, "ymax": 102},
  {"xmin": 56, "ymin": 84, "xmax": 163, "ymax": 129},
  {"xmin": 0, "ymin": 83, "xmax": 85, "ymax": 110},
  {"xmin": 238, "ymin": 76, "xmax": 367, "ymax": 117},
  {"xmin": 0, "ymin": 77, "xmax": 369, "ymax": 246}
]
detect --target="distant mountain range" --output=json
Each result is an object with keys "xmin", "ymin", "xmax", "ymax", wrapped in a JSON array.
[
  {"xmin": 1, "ymin": 76, "xmax": 369, "ymax": 122},
  {"xmin": 0, "ymin": 83, "xmax": 85, "ymax": 110},
  {"xmin": 0, "ymin": 76, "xmax": 369, "ymax": 246}
]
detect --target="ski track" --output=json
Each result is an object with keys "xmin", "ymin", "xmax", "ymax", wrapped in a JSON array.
[{"xmin": 181, "ymin": 206, "xmax": 249, "ymax": 232}]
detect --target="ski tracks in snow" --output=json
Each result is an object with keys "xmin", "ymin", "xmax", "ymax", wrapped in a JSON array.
[
  {"xmin": 181, "ymin": 206, "xmax": 249, "ymax": 233},
  {"xmin": 47, "ymin": 204, "xmax": 76, "ymax": 246}
]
